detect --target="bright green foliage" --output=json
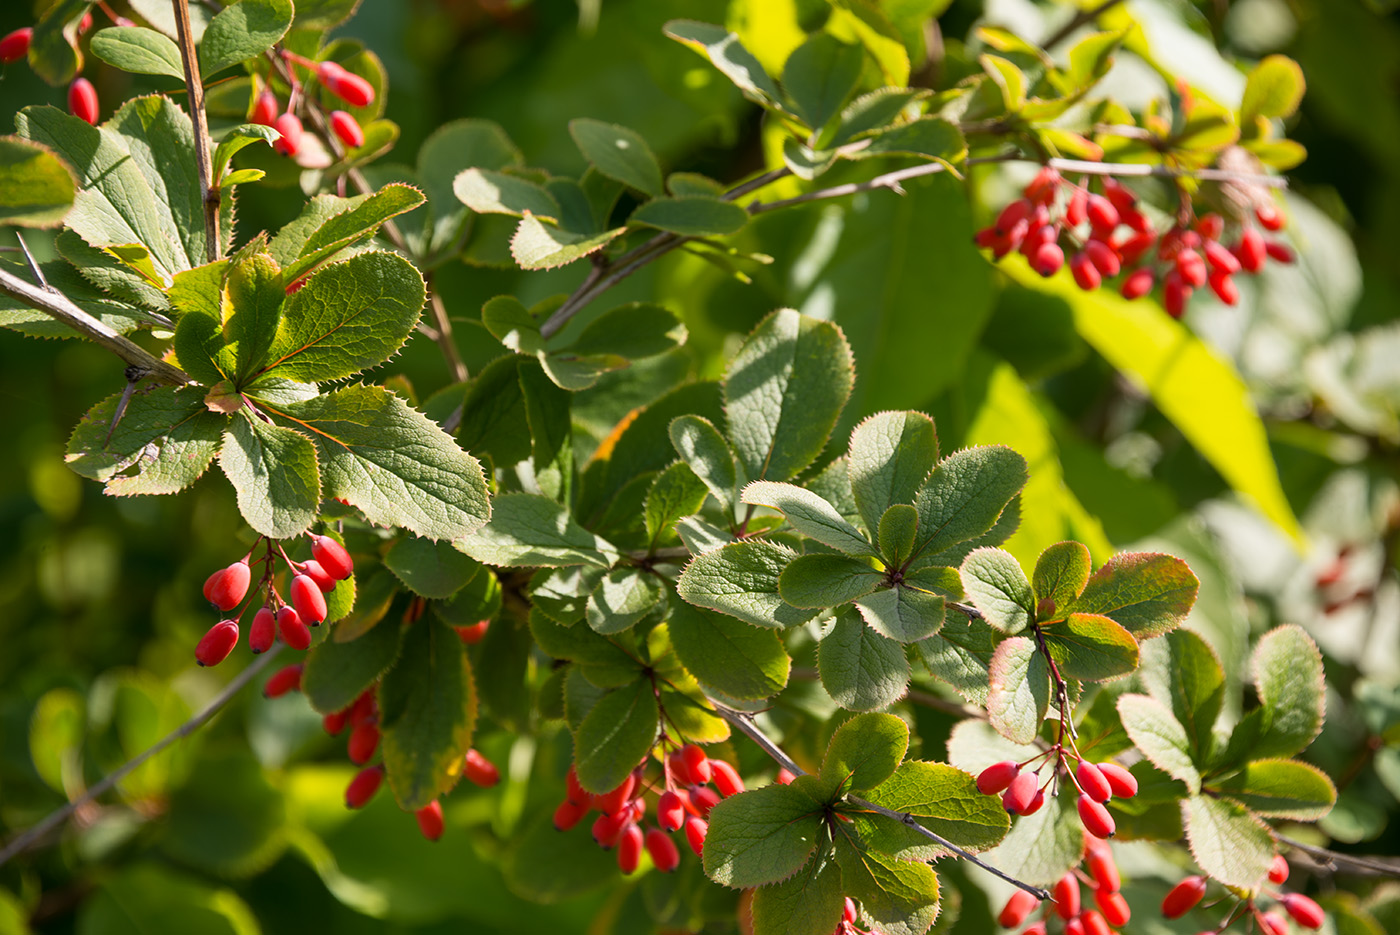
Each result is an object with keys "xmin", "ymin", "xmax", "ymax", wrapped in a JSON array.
[
  {"xmin": 572, "ymin": 680, "xmax": 658, "ymax": 794},
  {"xmin": 457, "ymin": 493, "xmax": 616, "ymax": 568},
  {"xmin": 385, "ymin": 537, "xmax": 482, "ymax": 599},
  {"xmin": 301, "ymin": 616, "xmax": 403, "ymax": 714},
  {"xmin": 0, "ymin": 136, "xmax": 76, "ymax": 227},
  {"xmin": 985, "ymin": 636, "xmax": 1050, "ymax": 744},
  {"xmin": 89, "ymin": 26, "xmax": 185, "ymax": 79},
  {"xmin": 198, "ymin": 0, "xmax": 293, "ymax": 78},
  {"xmin": 822, "ymin": 713, "xmax": 909, "ymax": 794}
]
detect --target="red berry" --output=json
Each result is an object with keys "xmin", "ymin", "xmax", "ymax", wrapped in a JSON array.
[
  {"xmin": 1022, "ymin": 925, "xmax": 1047, "ymax": 935},
  {"xmin": 205, "ymin": 559, "xmax": 252, "ymax": 611},
  {"xmin": 658, "ymin": 790, "xmax": 686, "ymax": 832},
  {"xmin": 329, "ymin": 110, "xmax": 365, "ymax": 149},
  {"xmin": 645, "ymin": 826, "xmax": 680, "ymax": 872},
  {"xmin": 1070, "ymin": 252, "xmax": 1102, "ymax": 291},
  {"xmin": 598, "ymin": 772, "xmax": 637, "ymax": 817},
  {"xmin": 1281, "ymin": 893, "xmax": 1325, "ymax": 930},
  {"xmin": 1116, "ymin": 230, "xmax": 1157, "ymax": 265},
  {"xmin": 1024, "ymin": 167, "xmax": 1061, "ymax": 205},
  {"xmin": 774, "ymin": 768, "xmax": 795, "ymax": 785},
  {"xmin": 323, "ymin": 709, "xmax": 348, "ymax": 735},
  {"xmin": 300, "ymin": 560, "xmax": 337, "ymax": 594},
  {"xmin": 464, "ymin": 749, "xmax": 500, "ymax": 787},
  {"xmin": 249, "ymin": 606, "xmax": 276, "ymax": 654},
  {"xmin": 617, "ymin": 823, "xmax": 644, "ymax": 874},
  {"xmin": 996, "ymin": 198, "xmax": 1032, "ymax": 233},
  {"xmin": 1237, "ymin": 227, "xmax": 1266, "ymax": 272},
  {"xmin": 1002, "ymin": 769, "xmax": 1039, "ymax": 814},
  {"xmin": 1265, "ymin": 240, "xmax": 1294, "ymax": 264},
  {"xmin": 690, "ymin": 784, "xmax": 721, "ymax": 817},
  {"xmin": 1021, "ymin": 223, "xmax": 1056, "ymax": 259},
  {"xmin": 1086, "ymin": 844, "xmax": 1120, "ymax": 893},
  {"xmin": 1021, "ymin": 787, "xmax": 1046, "ymax": 816},
  {"xmin": 310, "ymin": 535, "xmax": 354, "ymax": 580},
  {"xmin": 1256, "ymin": 202, "xmax": 1285, "ymax": 231},
  {"xmin": 263, "ymin": 662, "xmax": 303, "ymax": 698},
  {"xmin": 415, "ymin": 800, "xmax": 444, "ymax": 841},
  {"xmin": 78, "ymin": 11, "xmax": 93, "ymax": 33},
  {"xmin": 1064, "ymin": 918, "xmax": 1085, "ymax": 935},
  {"xmin": 274, "ymin": 113, "xmax": 303, "ymax": 157},
  {"xmin": 592, "ymin": 811, "xmax": 630, "ymax": 849},
  {"xmin": 0, "ymin": 27, "xmax": 31, "ymax": 64},
  {"xmin": 251, "ymin": 89, "xmax": 278, "ymax": 126},
  {"xmin": 347, "ymin": 719, "xmax": 379, "ymax": 765},
  {"xmin": 277, "ymin": 605, "xmax": 311, "ymax": 650},
  {"xmin": 976, "ymin": 225, "xmax": 1000, "ymax": 249},
  {"xmin": 1097, "ymin": 889, "xmax": 1131, "ymax": 927},
  {"xmin": 1122, "ymin": 206, "xmax": 1153, "ymax": 233},
  {"xmin": 1268, "ymin": 854, "xmax": 1290, "ymax": 884},
  {"xmin": 1163, "ymin": 270, "xmax": 1191, "ymax": 319},
  {"xmin": 1209, "ymin": 270, "xmax": 1239, "ymax": 305},
  {"xmin": 1032, "ymin": 241, "xmax": 1065, "ymax": 277},
  {"xmin": 1161, "ymin": 876, "xmax": 1206, "ymax": 918},
  {"xmin": 68, "ymin": 78, "xmax": 99, "ymax": 125},
  {"xmin": 711, "ymin": 759, "xmax": 744, "ymax": 797},
  {"xmin": 347, "ymin": 690, "xmax": 376, "ymax": 726},
  {"xmin": 1053, "ymin": 873, "xmax": 1080, "ymax": 919},
  {"xmin": 1080, "ymin": 908, "xmax": 1113, "ymax": 935},
  {"xmin": 1084, "ymin": 239, "xmax": 1121, "ymax": 277},
  {"xmin": 291, "ymin": 574, "xmax": 328, "ymax": 625},
  {"xmin": 1077, "ymin": 761, "xmax": 1112, "ymax": 803},
  {"xmin": 457, "ymin": 620, "xmax": 490, "ymax": 644},
  {"xmin": 683, "ymin": 816, "xmax": 707, "ymax": 856},
  {"xmin": 1203, "ymin": 239, "xmax": 1241, "ymax": 274},
  {"xmin": 1102, "ymin": 178, "xmax": 1137, "ymax": 214},
  {"xmin": 1087, "ymin": 194, "xmax": 1120, "ymax": 234},
  {"xmin": 1120, "ymin": 267, "xmax": 1156, "ymax": 300},
  {"xmin": 680, "ymin": 744, "xmax": 711, "ymax": 785},
  {"xmin": 843, "ymin": 898, "xmax": 858, "ymax": 924},
  {"xmin": 553, "ymin": 798, "xmax": 589, "ymax": 831},
  {"xmin": 318, "ymin": 60, "xmax": 375, "ymax": 107},
  {"xmin": 1078, "ymin": 795, "xmax": 1115, "ymax": 839},
  {"xmin": 1259, "ymin": 910, "xmax": 1289, "ymax": 935},
  {"xmin": 565, "ymin": 765, "xmax": 589, "ymax": 806},
  {"xmin": 1175, "ymin": 248, "xmax": 1208, "ymax": 287},
  {"xmin": 999, "ymin": 889, "xmax": 1040, "ymax": 927},
  {"xmin": 345, "ymin": 764, "xmax": 384, "ymax": 808},
  {"xmin": 978, "ymin": 761, "xmax": 1021, "ymax": 796},
  {"xmin": 1097, "ymin": 762, "xmax": 1138, "ymax": 798},
  {"xmin": 1195, "ymin": 212, "xmax": 1224, "ymax": 241},
  {"xmin": 1066, "ymin": 186, "xmax": 1089, "ymax": 227},
  {"xmin": 195, "ymin": 619, "xmax": 239, "ymax": 667}
]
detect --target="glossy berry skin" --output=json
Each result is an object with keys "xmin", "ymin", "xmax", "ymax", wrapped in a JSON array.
[
  {"xmin": 263, "ymin": 663, "xmax": 303, "ymax": 698},
  {"xmin": 463, "ymin": 749, "xmax": 499, "ymax": 787},
  {"xmin": 1209, "ymin": 270, "xmax": 1239, "ymax": 305},
  {"xmin": 277, "ymin": 606, "xmax": 311, "ymax": 650},
  {"xmin": 1097, "ymin": 762, "xmax": 1138, "ymax": 798},
  {"xmin": 1256, "ymin": 202, "xmax": 1285, "ymax": 231},
  {"xmin": 249, "ymin": 606, "xmax": 276, "ymax": 654},
  {"xmin": 1204, "ymin": 239, "xmax": 1241, "ymax": 274},
  {"xmin": 978, "ymin": 761, "xmax": 1021, "ymax": 796},
  {"xmin": 456, "ymin": 620, "xmax": 489, "ymax": 644},
  {"xmin": 658, "ymin": 790, "xmax": 686, "ymax": 832},
  {"xmin": 415, "ymin": 800, "xmax": 444, "ymax": 841},
  {"xmin": 1063, "ymin": 918, "xmax": 1085, "ymax": 935},
  {"xmin": 644, "ymin": 827, "xmax": 680, "ymax": 873},
  {"xmin": 291, "ymin": 574, "xmax": 328, "ymax": 625},
  {"xmin": 205, "ymin": 559, "xmax": 252, "ymax": 611},
  {"xmin": 1161, "ymin": 875, "xmax": 1207, "ymax": 919},
  {"xmin": 1084, "ymin": 239, "xmax": 1121, "ymax": 277},
  {"xmin": 1002, "ymin": 769, "xmax": 1039, "ymax": 814},
  {"xmin": 1032, "ymin": 241, "xmax": 1065, "ymax": 277},
  {"xmin": 317, "ymin": 61, "xmax": 375, "ymax": 107},
  {"xmin": 553, "ymin": 798, "xmax": 589, "ymax": 831},
  {"xmin": 592, "ymin": 811, "xmax": 629, "ymax": 849},
  {"xmin": 616, "ymin": 823, "xmax": 644, "ymax": 874},
  {"xmin": 1259, "ymin": 911, "xmax": 1289, "ymax": 935},
  {"xmin": 1080, "ymin": 908, "xmax": 1113, "ymax": 935},
  {"xmin": 1267, "ymin": 854, "xmax": 1290, "ymax": 884},
  {"xmin": 1097, "ymin": 889, "xmax": 1131, "ymax": 927},
  {"xmin": 300, "ymin": 560, "xmax": 336, "ymax": 594},
  {"xmin": 1053, "ymin": 873, "xmax": 1080, "ymax": 919},
  {"xmin": 1020, "ymin": 787, "xmax": 1046, "ymax": 816},
  {"xmin": 597, "ymin": 773, "xmax": 636, "ymax": 817},
  {"xmin": 843, "ymin": 898, "xmax": 858, "ymax": 924},
  {"xmin": 1086, "ymin": 844, "xmax": 1120, "ymax": 893},
  {"xmin": 680, "ymin": 744, "xmax": 711, "ymax": 784},
  {"xmin": 1281, "ymin": 893, "xmax": 1325, "ymax": 930},
  {"xmin": 68, "ymin": 78, "xmax": 99, "ymax": 125},
  {"xmin": 710, "ymin": 759, "xmax": 744, "ymax": 797},
  {"xmin": 683, "ymin": 816, "xmax": 707, "ymax": 856},
  {"xmin": 344, "ymin": 764, "xmax": 384, "ymax": 808},
  {"xmin": 1070, "ymin": 252, "xmax": 1101, "ymax": 291},
  {"xmin": 1076, "ymin": 761, "xmax": 1113, "ymax": 803},
  {"xmin": 195, "ymin": 620, "xmax": 239, "ymax": 667},
  {"xmin": 1163, "ymin": 270, "xmax": 1191, "ymax": 319},
  {"xmin": 998, "ymin": 889, "xmax": 1039, "ymax": 928},
  {"xmin": 0, "ymin": 28, "xmax": 32, "ymax": 64},
  {"xmin": 690, "ymin": 785, "xmax": 721, "ymax": 817},
  {"xmin": 311, "ymin": 535, "xmax": 354, "ymax": 579},
  {"xmin": 774, "ymin": 768, "xmax": 795, "ymax": 785},
  {"xmin": 251, "ymin": 89, "xmax": 278, "ymax": 126},
  {"xmin": 347, "ymin": 720, "xmax": 379, "ymax": 765},
  {"xmin": 565, "ymin": 765, "xmax": 589, "ymax": 805},
  {"xmin": 1086, "ymin": 195, "xmax": 1120, "ymax": 235},
  {"xmin": 273, "ymin": 113, "xmax": 303, "ymax": 156},
  {"xmin": 1237, "ymin": 227, "xmax": 1267, "ymax": 272},
  {"xmin": 329, "ymin": 110, "xmax": 365, "ymax": 148},
  {"xmin": 1078, "ymin": 795, "xmax": 1116, "ymax": 839}
]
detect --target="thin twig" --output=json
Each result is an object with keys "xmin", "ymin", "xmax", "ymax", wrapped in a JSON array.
[
  {"xmin": 1278, "ymin": 834, "xmax": 1400, "ymax": 878},
  {"xmin": 172, "ymin": 0, "xmax": 220, "ymax": 262},
  {"xmin": 1045, "ymin": 157, "xmax": 1289, "ymax": 188},
  {"xmin": 0, "ymin": 266, "xmax": 191, "ymax": 385},
  {"xmin": 1041, "ymin": 0, "xmax": 1128, "ymax": 51},
  {"xmin": 0, "ymin": 645, "xmax": 284, "ymax": 868},
  {"xmin": 14, "ymin": 231, "xmax": 47, "ymax": 286},
  {"xmin": 712, "ymin": 704, "xmax": 1051, "ymax": 901}
]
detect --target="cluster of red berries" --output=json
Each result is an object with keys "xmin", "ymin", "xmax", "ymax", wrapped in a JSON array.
[
  {"xmin": 1160, "ymin": 857, "xmax": 1326, "ymax": 933},
  {"xmin": 976, "ymin": 167, "xmax": 1295, "ymax": 318},
  {"xmin": 998, "ymin": 834, "xmax": 1130, "ymax": 935},
  {"xmin": 2, "ymin": 11, "xmax": 117, "ymax": 127},
  {"xmin": 252, "ymin": 53, "xmax": 373, "ymax": 158},
  {"xmin": 193, "ymin": 533, "xmax": 354, "ymax": 667},
  {"xmin": 977, "ymin": 754, "xmax": 1137, "ymax": 841}
]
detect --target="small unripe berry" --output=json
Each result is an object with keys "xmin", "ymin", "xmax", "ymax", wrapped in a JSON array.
[
  {"xmin": 0, "ymin": 28, "xmax": 32, "ymax": 64},
  {"xmin": 1097, "ymin": 762, "xmax": 1138, "ymax": 798},
  {"xmin": 1280, "ymin": 893, "xmax": 1325, "ymax": 930},
  {"xmin": 710, "ymin": 759, "xmax": 744, "ymax": 797},
  {"xmin": 1096, "ymin": 889, "xmax": 1131, "ymax": 927},
  {"xmin": 1078, "ymin": 794, "xmax": 1115, "ymax": 839},
  {"xmin": 273, "ymin": 113, "xmax": 303, "ymax": 156},
  {"xmin": 345, "ymin": 764, "xmax": 384, "ymax": 808},
  {"xmin": 464, "ymin": 749, "xmax": 500, "ymax": 787},
  {"xmin": 1267, "ymin": 854, "xmax": 1290, "ymax": 884},
  {"xmin": 1002, "ymin": 769, "xmax": 1039, "ymax": 814},
  {"xmin": 318, "ymin": 60, "xmax": 375, "ymax": 107},
  {"xmin": 1080, "ymin": 908, "xmax": 1113, "ymax": 935},
  {"xmin": 658, "ymin": 790, "xmax": 686, "ymax": 832},
  {"xmin": 683, "ymin": 816, "xmax": 707, "ymax": 856},
  {"xmin": 250, "ymin": 606, "xmax": 276, "ymax": 654},
  {"xmin": 263, "ymin": 662, "xmax": 303, "ymax": 698},
  {"xmin": 195, "ymin": 619, "xmax": 239, "ymax": 667},
  {"xmin": 415, "ymin": 800, "xmax": 444, "ymax": 841},
  {"xmin": 277, "ymin": 605, "xmax": 311, "ymax": 650},
  {"xmin": 251, "ymin": 89, "xmax": 278, "ymax": 126},
  {"xmin": 291, "ymin": 574, "xmax": 328, "ymax": 625},
  {"xmin": 204, "ymin": 559, "xmax": 251, "ymax": 611},
  {"xmin": 456, "ymin": 620, "xmax": 489, "ymax": 644},
  {"xmin": 310, "ymin": 534, "xmax": 354, "ymax": 579},
  {"xmin": 553, "ymin": 797, "xmax": 589, "ymax": 831},
  {"xmin": 645, "ymin": 826, "xmax": 680, "ymax": 872},
  {"xmin": 1032, "ymin": 241, "xmax": 1065, "ymax": 277},
  {"xmin": 300, "ymin": 560, "xmax": 337, "ymax": 593},
  {"xmin": 1076, "ymin": 761, "xmax": 1112, "ymax": 803},
  {"xmin": 1161, "ymin": 875, "xmax": 1206, "ymax": 918},
  {"xmin": 680, "ymin": 744, "xmax": 711, "ymax": 785},
  {"xmin": 617, "ymin": 823, "xmax": 644, "ymax": 874},
  {"xmin": 1053, "ymin": 872, "xmax": 1080, "ymax": 919},
  {"xmin": 977, "ymin": 761, "xmax": 1020, "ymax": 796},
  {"xmin": 347, "ymin": 719, "xmax": 379, "ymax": 765},
  {"xmin": 998, "ymin": 889, "xmax": 1039, "ymax": 927},
  {"xmin": 329, "ymin": 109, "xmax": 364, "ymax": 148},
  {"xmin": 68, "ymin": 78, "xmax": 99, "ymax": 125}
]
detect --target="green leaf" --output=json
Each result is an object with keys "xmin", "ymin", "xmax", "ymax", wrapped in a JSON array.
[
  {"xmin": 223, "ymin": 252, "xmax": 285, "ymax": 383},
  {"xmin": 1138, "ymin": 628, "xmax": 1224, "ymax": 763},
  {"xmin": 0, "ymin": 257, "xmax": 153, "ymax": 337},
  {"xmin": 878, "ymin": 504, "xmax": 918, "ymax": 567},
  {"xmin": 959, "ymin": 548, "xmax": 1033, "ymax": 635},
  {"xmin": 782, "ymin": 138, "xmax": 838, "ymax": 181},
  {"xmin": 848, "ymin": 411, "xmax": 938, "ymax": 536},
  {"xmin": 724, "ymin": 308, "xmax": 854, "ymax": 483},
  {"xmin": 199, "ymin": 0, "xmax": 294, "ymax": 79},
  {"xmin": 280, "ymin": 183, "xmax": 427, "ymax": 285},
  {"xmin": 301, "ymin": 614, "xmax": 404, "ymax": 714},
  {"xmin": 0, "ymin": 136, "xmax": 76, "ymax": 227},
  {"xmin": 980, "ymin": 789, "xmax": 1083, "ymax": 886},
  {"xmin": 916, "ymin": 615, "xmax": 997, "ymax": 705},
  {"xmin": 27, "ymin": 0, "xmax": 86, "ymax": 86},
  {"xmin": 1182, "ymin": 794, "xmax": 1276, "ymax": 889},
  {"xmin": 666, "ymin": 602, "xmax": 790, "ymax": 700},
  {"xmin": 663, "ymin": 20, "xmax": 787, "ymax": 112},
  {"xmin": 518, "ymin": 359, "xmax": 573, "ymax": 503},
  {"xmin": 1241, "ymin": 55, "xmax": 1306, "ymax": 124},
  {"xmin": 456, "ymin": 492, "xmax": 618, "ymax": 569},
  {"xmin": 820, "ymin": 609, "xmax": 911, "ymax": 712},
  {"xmin": 538, "ymin": 350, "xmax": 630, "ymax": 391},
  {"xmin": 669, "ymin": 414, "xmax": 739, "ymax": 509},
  {"xmin": 859, "ymin": 117, "xmax": 967, "ymax": 164},
  {"xmin": 452, "ymin": 168, "xmax": 561, "ymax": 222},
  {"xmin": 703, "ymin": 783, "xmax": 823, "ymax": 888},
  {"xmin": 78, "ymin": 864, "xmax": 261, "ymax": 935},
  {"xmin": 568, "ymin": 119, "xmax": 663, "ymax": 198},
  {"xmin": 510, "ymin": 214, "xmax": 626, "ymax": 270},
  {"xmin": 162, "ymin": 749, "xmax": 287, "ymax": 877},
  {"xmin": 863, "ymin": 760, "xmax": 1010, "ymax": 854},
  {"xmin": 833, "ymin": 828, "xmax": 940, "ymax": 935},
  {"xmin": 415, "ymin": 119, "xmax": 521, "ymax": 258},
  {"xmin": 211, "ymin": 124, "xmax": 279, "ymax": 184},
  {"xmin": 986, "ymin": 636, "xmax": 1050, "ymax": 744},
  {"xmin": 90, "ymin": 26, "xmax": 185, "ymax": 79},
  {"xmin": 565, "ymin": 302, "xmax": 687, "ymax": 360},
  {"xmin": 629, "ymin": 196, "xmax": 748, "ymax": 237},
  {"xmin": 854, "ymin": 584, "xmax": 944, "ymax": 643},
  {"xmin": 1068, "ymin": 552, "xmax": 1199, "ymax": 640},
  {"xmin": 265, "ymin": 384, "xmax": 490, "ymax": 542},
  {"xmin": 503, "ymin": 814, "xmax": 616, "ymax": 905},
  {"xmin": 1250, "ymin": 624, "xmax": 1325, "ymax": 759},
  {"xmin": 385, "ymin": 536, "xmax": 481, "ymax": 599},
  {"xmin": 911, "ymin": 447, "xmax": 1028, "ymax": 566},
  {"xmin": 782, "ymin": 33, "xmax": 865, "ymax": 130},
  {"xmin": 585, "ymin": 568, "xmax": 665, "ymax": 634},
  {"xmin": 29, "ymin": 688, "xmax": 84, "ymax": 795},
  {"xmin": 832, "ymin": 87, "xmax": 926, "ymax": 146},
  {"xmin": 1031, "ymin": 541, "xmax": 1091, "ymax": 617},
  {"xmin": 1212, "ymin": 759, "xmax": 1336, "ymax": 820},
  {"xmin": 1117, "ymin": 693, "xmax": 1201, "ymax": 793},
  {"xmin": 380, "ymin": 616, "xmax": 476, "ymax": 811},
  {"xmin": 645, "ymin": 462, "xmax": 709, "ymax": 545},
  {"xmin": 65, "ymin": 386, "xmax": 224, "ymax": 495},
  {"xmin": 822, "ymin": 712, "xmax": 908, "ymax": 793},
  {"xmin": 529, "ymin": 566, "xmax": 604, "ymax": 626},
  {"xmin": 743, "ymin": 480, "xmax": 878, "ymax": 557},
  {"xmin": 751, "ymin": 846, "xmax": 845, "ymax": 935},
  {"xmin": 779, "ymin": 553, "xmax": 884, "ymax": 609},
  {"xmin": 677, "ymin": 540, "xmax": 819, "ymax": 629},
  {"xmin": 981, "ymin": 54, "xmax": 1026, "ymax": 111},
  {"xmin": 527, "ymin": 607, "xmax": 637, "ymax": 672},
  {"xmin": 218, "ymin": 414, "xmax": 320, "ymax": 538},
  {"xmin": 572, "ymin": 679, "xmax": 659, "ymax": 794},
  {"xmin": 1040, "ymin": 613, "xmax": 1139, "ymax": 682},
  {"xmin": 478, "ymin": 295, "xmax": 543, "ymax": 356}
]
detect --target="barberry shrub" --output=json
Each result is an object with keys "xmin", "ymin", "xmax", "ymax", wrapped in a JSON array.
[{"xmin": 0, "ymin": 2, "xmax": 1392, "ymax": 935}]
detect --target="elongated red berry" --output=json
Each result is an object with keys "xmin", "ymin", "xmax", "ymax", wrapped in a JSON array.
[
  {"xmin": 1077, "ymin": 761, "xmax": 1112, "ymax": 803},
  {"xmin": 1053, "ymin": 872, "xmax": 1080, "ymax": 919},
  {"xmin": 251, "ymin": 89, "xmax": 278, "ymax": 126},
  {"xmin": 566, "ymin": 765, "xmax": 589, "ymax": 806},
  {"xmin": 1209, "ymin": 270, "xmax": 1239, "ymax": 305},
  {"xmin": 195, "ymin": 619, "xmax": 239, "ymax": 667},
  {"xmin": 274, "ymin": 112, "xmax": 303, "ymax": 156},
  {"xmin": 278, "ymin": 605, "xmax": 311, "ymax": 650},
  {"xmin": 1024, "ymin": 167, "xmax": 1060, "ymax": 205},
  {"xmin": 1080, "ymin": 908, "xmax": 1112, "ymax": 935},
  {"xmin": 69, "ymin": 78, "xmax": 99, "ymax": 125},
  {"xmin": 1066, "ymin": 186, "xmax": 1089, "ymax": 227},
  {"xmin": 1097, "ymin": 889, "xmax": 1131, "ymax": 926},
  {"xmin": 318, "ymin": 60, "xmax": 375, "ymax": 107},
  {"xmin": 711, "ymin": 760, "xmax": 744, "ymax": 797},
  {"xmin": 464, "ymin": 749, "xmax": 499, "ymax": 787},
  {"xmin": 1265, "ymin": 241, "xmax": 1294, "ymax": 264},
  {"xmin": 680, "ymin": 744, "xmax": 711, "ymax": 785},
  {"xmin": 1021, "ymin": 787, "xmax": 1046, "ymax": 815},
  {"xmin": 263, "ymin": 662, "xmax": 303, "ymax": 698},
  {"xmin": 1119, "ymin": 267, "xmax": 1154, "ymax": 299},
  {"xmin": 658, "ymin": 790, "xmax": 686, "ymax": 832},
  {"xmin": 1021, "ymin": 925, "xmax": 1046, "ymax": 935},
  {"xmin": 1259, "ymin": 910, "xmax": 1289, "ymax": 935},
  {"xmin": 323, "ymin": 709, "xmax": 348, "ymax": 735},
  {"xmin": 1117, "ymin": 231, "xmax": 1156, "ymax": 265},
  {"xmin": 1084, "ymin": 239, "xmax": 1121, "ymax": 277},
  {"xmin": 1070, "ymin": 251, "xmax": 1101, "ymax": 291},
  {"xmin": 1032, "ymin": 241, "xmax": 1065, "ymax": 277},
  {"xmin": 997, "ymin": 198, "xmax": 1031, "ymax": 233},
  {"xmin": 1087, "ymin": 195, "xmax": 1119, "ymax": 234},
  {"xmin": 1003, "ymin": 769, "xmax": 1039, "ymax": 814},
  {"xmin": 347, "ymin": 719, "xmax": 379, "ymax": 765},
  {"xmin": 1176, "ymin": 248, "xmax": 1208, "ymax": 287},
  {"xmin": 1281, "ymin": 893, "xmax": 1324, "ymax": 929},
  {"xmin": 1097, "ymin": 762, "xmax": 1137, "ymax": 798},
  {"xmin": 617, "ymin": 823, "xmax": 643, "ymax": 874},
  {"xmin": 598, "ymin": 772, "xmax": 637, "ymax": 817},
  {"xmin": 205, "ymin": 559, "xmax": 252, "ymax": 611},
  {"xmin": 310, "ymin": 534, "xmax": 354, "ymax": 579},
  {"xmin": 645, "ymin": 826, "xmax": 680, "ymax": 872},
  {"xmin": 978, "ymin": 761, "xmax": 1020, "ymax": 796},
  {"xmin": 345, "ymin": 764, "xmax": 384, "ymax": 808},
  {"xmin": 1203, "ymin": 239, "xmax": 1240, "ymax": 274},
  {"xmin": 1237, "ymin": 227, "xmax": 1266, "ymax": 272},
  {"xmin": 774, "ymin": 768, "xmax": 795, "ymax": 785},
  {"xmin": 300, "ymin": 560, "xmax": 336, "ymax": 594},
  {"xmin": 1078, "ymin": 795, "xmax": 1115, "ymax": 839},
  {"xmin": 249, "ymin": 607, "xmax": 276, "ymax": 654},
  {"xmin": 1195, "ymin": 212, "xmax": 1224, "ymax": 241},
  {"xmin": 1161, "ymin": 876, "xmax": 1206, "ymax": 918},
  {"xmin": 1086, "ymin": 843, "xmax": 1120, "ymax": 893},
  {"xmin": 1063, "ymin": 918, "xmax": 1085, "ymax": 935},
  {"xmin": 329, "ymin": 109, "xmax": 364, "ymax": 148},
  {"xmin": 1268, "ymin": 854, "xmax": 1290, "ymax": 884},
  {"xmin": 0, "ymin": 27, "xmax": 31, "ymax": 63},
  {"xmin": 347, "ymin": 689, "xmax": 376, "ymax": 726},
  {"xmin": 1256, "ymin": 202, "xmax": 1285, "ymax": 231},
  {"xmin": 1163, "ymin": 270, "xmax": 1191, "ymax": 319},
  {"xmin": 78, "ymin": 11, "xmax": 93, "ymax": 33},
  {"xmin": 291, "ymin": 574, "xmax": 327, "ymax": 625},
  {"xmin": 592, "ymin": 810, "xmax": 629, "ymax": 849},
  {"xmin": 456, "ymin": 620, "xmax": 489, "ymax": 644},
  {"xmin": 844, "ymin": 898, "xmax": 858, "ymax": 924},
  {"xmin": 690, "ymin": 784, "xmax": 721, "ymax": 817},
  {"xmin": 553, "ymin": 797, "xmax": 589, "ymax": 831},
  {"xmin": 1102, "ymin": 177, "xmax": 1137, "ymax": 214},
  {"xmin": 998, "ymin": 889, "xmax": 1039, "ymax": 928},
  {"xmin": 416, "ymin": 800, "xmax": 444, "ymax": 841},
  {"xmin": 683, "ymin": 816, "xmax": 707, "ymax": 856}
]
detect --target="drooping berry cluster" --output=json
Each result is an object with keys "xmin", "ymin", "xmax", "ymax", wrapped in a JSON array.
[
  {"xmin": 976, "ymin": 167, "xmax": 1295, "ymax": 318},
  {"xmin": 194, "ymin": 533, "xmax": 353, "ymax": 667},
  {"xmin": 2, "ymin": 8, "xmax": 120, "ymax": 126},
  {"xmin": 977, "ymin": 753, "xmax": 1137, "ymax": 841},
  {"xmin": 251, "ymin": 53, "xmax": 374, "ymax": 159},
  {"xmin": 1160, "ymin": 856, "xmax": 1326, "ymax": 933},
  {"xmin": 997, "ymin": 834, "xmax": 1130, "ymax": 935}
]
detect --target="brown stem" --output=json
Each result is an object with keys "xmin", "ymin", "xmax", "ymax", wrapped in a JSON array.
[
  {"xmin": 1277, "ymin": 834, "xmax": 1400, "ymax": 878},
  {"xmin": 171, "ymin": 0, "xmax": 220, "ymax": 262}
]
